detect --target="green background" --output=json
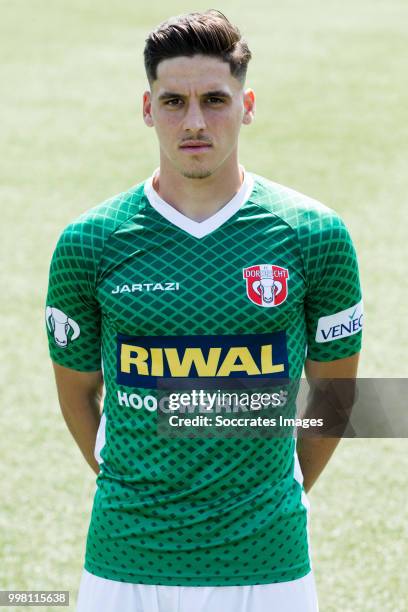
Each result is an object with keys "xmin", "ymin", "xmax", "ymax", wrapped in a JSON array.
[{"xmin": 1, "ymin": 0, "xmax": 407, "ymax": 610}]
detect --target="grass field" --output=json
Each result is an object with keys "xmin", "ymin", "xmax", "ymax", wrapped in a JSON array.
[{"xmin": 1, "ymin": 1, "xmax": 407, "ymax": 610}]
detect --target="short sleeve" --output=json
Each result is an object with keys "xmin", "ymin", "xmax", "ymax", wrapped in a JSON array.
[
  {"xmin": 304, "ymin": 212, "xmax": 363, "ymax": 361},
  {"xmin": 45, "ymin": 222, "xmax": 102, "ymax": 371}
]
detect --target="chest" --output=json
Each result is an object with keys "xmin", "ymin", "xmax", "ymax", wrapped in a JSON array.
[{"xmin": 96, "ymin": 214, "xmax": 306, "ymax": 337}]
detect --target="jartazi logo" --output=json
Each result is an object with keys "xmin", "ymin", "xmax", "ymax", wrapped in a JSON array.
[
  {"xmin": 316, "ymin": 300, "xmax": 363, "ymax": 343},
  {"xmin": 112, "ymin": 282, "xmax": 180, "ymax": 294}
]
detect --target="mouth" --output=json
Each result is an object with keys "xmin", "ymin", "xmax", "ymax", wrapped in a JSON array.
[{"xmin": 179, "ymin": 142, "xmax": 212, "ymax": 153}]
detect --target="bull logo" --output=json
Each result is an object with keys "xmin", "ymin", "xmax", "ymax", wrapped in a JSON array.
[
  {"xmin": 243, "ymin": 264, "xmax": 289, "ymax": 308},
  {"xmin": 45, "ymin": 306, "xmax": 80, "ymax": 348}
]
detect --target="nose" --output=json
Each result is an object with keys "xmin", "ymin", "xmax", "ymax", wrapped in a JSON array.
[{"xmin": 182, "ymin": 99, "xmax": 206, "ymax": 132}]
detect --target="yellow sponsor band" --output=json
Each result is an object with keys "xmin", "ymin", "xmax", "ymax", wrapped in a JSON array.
[{"xmin": 120, "ymin": 344, "xmax": 284, "ymax": 377}]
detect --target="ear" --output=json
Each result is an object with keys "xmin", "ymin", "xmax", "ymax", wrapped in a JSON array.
[
  {"xmin": 143, "ymin": 90, "xmax": 154, "ymax": 127},
  {"xmin": 242, "ymin": 88, "xmax": 255, "ymax": 125}
]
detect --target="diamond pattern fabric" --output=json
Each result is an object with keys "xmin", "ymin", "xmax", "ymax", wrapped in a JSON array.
[{"xmin": 45, "ymin": 172, "xmax": 362, "ymax": 585}]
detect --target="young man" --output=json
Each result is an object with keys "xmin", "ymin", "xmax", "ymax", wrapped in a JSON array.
[{"xmin": 45, "ymin": 10, "xmax": 363, "ymax": 612}]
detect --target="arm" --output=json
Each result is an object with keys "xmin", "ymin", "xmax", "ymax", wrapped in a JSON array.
[
  {"xmin": 52, "ymin": 362, "xmax": 104, "ymax": 475},
  {"xmin": 296, "ymin": 352, "xmax": 360, "ymax": 493}
]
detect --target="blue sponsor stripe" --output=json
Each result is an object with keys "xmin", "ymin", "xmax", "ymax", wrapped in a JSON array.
[{"xmin": 116, "ymin": 331, "xmax": 289, "ymax": 389}]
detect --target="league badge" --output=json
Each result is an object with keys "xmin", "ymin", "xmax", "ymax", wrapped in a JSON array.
[
  {"xmin": 45, "ymin": 306, "xmax": 81, "ymax": 348},
  {"xmin": 243, "ymin": 264, "xmax": 289, "ymax": 308}
]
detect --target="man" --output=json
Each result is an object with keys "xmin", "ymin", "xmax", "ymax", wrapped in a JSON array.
[{"xmin": 45, "ymin": 10, "xmax": 363, "ymax": 612}]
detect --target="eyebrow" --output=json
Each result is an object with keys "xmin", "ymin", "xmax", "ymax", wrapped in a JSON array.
[{"xmin": 158, "ymin": 90, "xmax": 232, "ymax": 101}]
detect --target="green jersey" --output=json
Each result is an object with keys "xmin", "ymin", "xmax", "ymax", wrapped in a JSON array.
[{"xmin": 45, "ymin": 168, "xmax": 363, "ymax": 586}]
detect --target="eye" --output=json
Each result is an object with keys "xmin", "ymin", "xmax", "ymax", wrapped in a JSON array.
[
  {"xmin": 207, "ymin": 97, "xmax": 224, "ymax": 104},
  {"xmin": 164, "ymin": 98, "xmax": 183, "ymax": 107}
]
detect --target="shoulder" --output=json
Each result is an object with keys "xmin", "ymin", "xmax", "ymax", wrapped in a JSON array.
[
  {"xmin": 55, "ymin": 180, "xmax": 147, "ymax": 255},
  {"xmin": 249, "ymin": 173, "xmax": 348, "ymax": 236},
  {"xmin": 63, "ymin": 180, "xmax": 146, "ymax": 241}
]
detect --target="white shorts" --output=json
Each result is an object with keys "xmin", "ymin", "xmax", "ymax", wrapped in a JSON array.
[{"xmin": 76, "ymin": 568, "xmax": 319, "ymax": 612}]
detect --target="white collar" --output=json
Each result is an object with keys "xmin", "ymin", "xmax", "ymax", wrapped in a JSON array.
[{"xmin": 144, "ymin": 166, "xmax": 254, "ymax": 239}]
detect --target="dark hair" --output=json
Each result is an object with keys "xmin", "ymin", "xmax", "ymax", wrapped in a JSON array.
[{"xmin": 144, "ymin": 10, "xmax": 252, "ymax": 85}]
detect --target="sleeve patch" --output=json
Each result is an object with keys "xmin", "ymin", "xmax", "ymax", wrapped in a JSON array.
[
  {"xmin": 315, "ymin": 300, "xmax": 363, "ymax": 343},
  {"xmin": 45, "ymin": 305, "xmax": 81, "ymax": 348}
]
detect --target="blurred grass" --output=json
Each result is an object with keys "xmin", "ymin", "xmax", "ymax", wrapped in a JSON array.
[{"xmin": 0, "ymin": 0, "xmax": 407, "ymax": 610}]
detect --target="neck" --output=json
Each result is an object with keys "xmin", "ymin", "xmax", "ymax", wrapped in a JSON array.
[{"xmin": 152, "ymin": 153, "xmax": 244, "ymax": 222}]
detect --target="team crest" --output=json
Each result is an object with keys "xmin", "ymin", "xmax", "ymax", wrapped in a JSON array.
[{"xmin": 243, "ymin": 264, "xmax": 289, "ymax": 308}]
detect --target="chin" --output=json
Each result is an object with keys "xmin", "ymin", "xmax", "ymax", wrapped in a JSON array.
[{"xmin": 180, "ymin": 168, "xmax": 213, "ymax": 179}]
